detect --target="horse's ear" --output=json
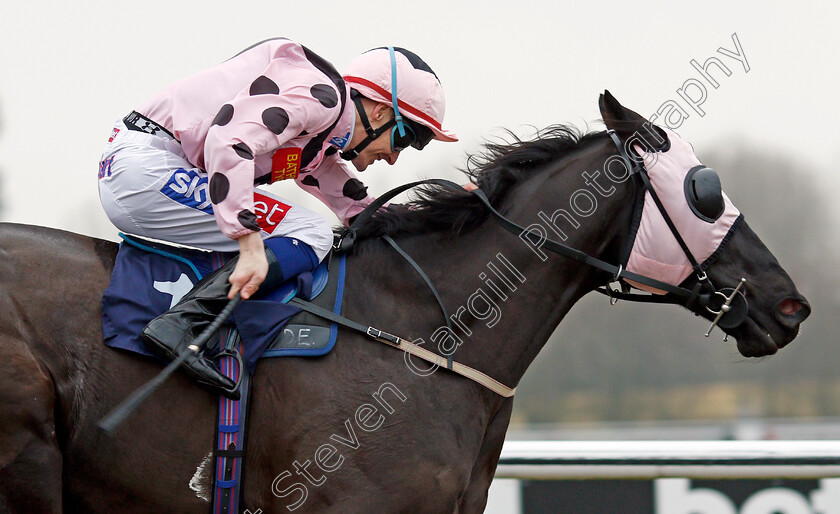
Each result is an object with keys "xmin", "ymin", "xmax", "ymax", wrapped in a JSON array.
[{"xmin": 599, "ymin": 90, "xmax": 669, "ymax": 150}]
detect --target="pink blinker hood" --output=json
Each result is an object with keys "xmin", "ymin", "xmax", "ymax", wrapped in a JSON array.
[{"xmin": 625, "ymin": 128, "xmax": 741, "ymax": 293}]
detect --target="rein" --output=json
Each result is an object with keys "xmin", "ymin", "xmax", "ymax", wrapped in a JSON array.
[
  {"xmin": 287, "ymin": 297, "xmax": 516, "ymax": 397},
  {"xmin": 334, "ymin": 177, "xmax": 718, "ymax": 306}
]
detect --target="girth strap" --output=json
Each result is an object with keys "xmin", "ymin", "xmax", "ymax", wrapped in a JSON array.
[
  {"xmin": 211, "ymin": 329, "xmax": 252, "ymax": 514},
  {"xmin": 287, "ymin": 297, "xmax": 516, "ymax": 397}
]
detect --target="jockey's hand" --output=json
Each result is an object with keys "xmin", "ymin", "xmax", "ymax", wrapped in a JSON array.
[
  {"xmin": 229, "ymin": 232, "xmax": 268, "ymax": 300},
  {"xmin": 463, "ymin": 182, "xmax": 478, "ymax": 191}
]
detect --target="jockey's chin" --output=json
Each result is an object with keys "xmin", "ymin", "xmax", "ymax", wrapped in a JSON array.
[
  {"xmin": 350, "ymin": 141, "xmax": 400, "ymax": 171},
  {"xmin": 350, "ymin": 155, "xmax": 371, "ymax": 172},
  {"xmin": 351, "ymin": 148, "xmax": 400, "ymax": 171}
]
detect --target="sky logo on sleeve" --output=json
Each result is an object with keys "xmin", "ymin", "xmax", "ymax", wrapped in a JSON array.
[{"xmin": 161, "ymin": 168, "xmax": 214, "ymax": 214}]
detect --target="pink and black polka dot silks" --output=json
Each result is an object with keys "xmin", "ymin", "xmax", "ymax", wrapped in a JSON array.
[{"xmin": 138, "ymin": 39, "xmax": 368, "ymax": 239}]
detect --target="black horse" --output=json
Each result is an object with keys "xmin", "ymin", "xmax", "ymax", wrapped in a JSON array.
[{"xmin": 0, "ymin": 94, "xmax": 808, "ymax": 512}]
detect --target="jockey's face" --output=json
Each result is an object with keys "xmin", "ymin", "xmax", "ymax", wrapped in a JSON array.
[{"xmin": 350, "ymin": 102, "xmax": 401, "ymax": 171}]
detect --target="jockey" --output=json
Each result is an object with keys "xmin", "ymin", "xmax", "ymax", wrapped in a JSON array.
[{"xmin": 97, "ymin": 39, "xmax": 457, "ymax": 397}]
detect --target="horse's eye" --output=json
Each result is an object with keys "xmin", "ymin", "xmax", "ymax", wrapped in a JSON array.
[{"xmin": 684, "ymin": 166, "xmax": 725, "ymax": 222}]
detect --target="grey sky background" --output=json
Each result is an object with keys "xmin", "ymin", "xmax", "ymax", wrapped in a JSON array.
[{"xmin": 1, "ymin": 1, "xmax": 837, "ymax": 243}]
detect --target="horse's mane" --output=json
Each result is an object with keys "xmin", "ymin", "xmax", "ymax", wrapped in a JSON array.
[{"xmin": 350, "ymin": 125, "xmax": 605, "ymax": 247}]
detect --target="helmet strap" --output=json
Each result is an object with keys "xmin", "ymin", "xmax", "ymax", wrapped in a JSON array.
[
  {"xmin": 388, "ymin": 46, "xmax": 406, "ymax": 138},
  {"xmin": 340, "ymin": 90, "xmax": 396, "ymax": 160}
]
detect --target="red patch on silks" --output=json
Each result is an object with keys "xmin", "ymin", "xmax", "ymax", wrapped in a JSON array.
[
  {"xmin": 270, "ymin": 147, "xmax": 302, "ymax": 183},
  {"xmin": 108, "ymin": 127, "xmax": 120, "ymax": 143},
  {"xmin": 253, "ymin": 192, "xmax": 291, "ymax": 234}
]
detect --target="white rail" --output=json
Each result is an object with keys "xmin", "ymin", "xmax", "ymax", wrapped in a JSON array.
[{"xmin": 495, "ymin": 441, "xmax": 840, "ymax": 479}]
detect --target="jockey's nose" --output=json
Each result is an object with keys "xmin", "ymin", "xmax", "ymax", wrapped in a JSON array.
[{"xmin": 383, "ymin": 152, "xmax": 399, "ymax": 165}]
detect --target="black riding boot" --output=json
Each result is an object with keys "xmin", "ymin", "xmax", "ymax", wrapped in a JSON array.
[{"xmin": 142, "ymin": 250, "xmax": 286, "ymax": 399}]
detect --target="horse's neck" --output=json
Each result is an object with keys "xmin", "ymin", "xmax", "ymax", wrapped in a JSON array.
[
  {"xmin": 430, "ymin": 207, "xmax": 626, "ymax": 388},
  {"xmin": 347, "ymin": 145, "xmax": 633, "ymax": 392}
]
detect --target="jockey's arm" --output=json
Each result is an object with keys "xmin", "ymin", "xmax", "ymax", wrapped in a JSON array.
[{"xmin": 203, "ymin": 67, "xmax": 343, "ymax": 298}]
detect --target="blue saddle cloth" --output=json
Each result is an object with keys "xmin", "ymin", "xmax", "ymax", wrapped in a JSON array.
[{"xmin": 101, "ymin": 234, "xmax": 339, "ymax": 371}]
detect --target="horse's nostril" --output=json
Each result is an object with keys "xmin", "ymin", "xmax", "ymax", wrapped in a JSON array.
[
  {"xmin": 779, "ymin": 299, "xmax": 802, "ymax": 316},
  {"xmin": 774, "ymin": 296, "xmax": 811, "ymax": 325}
]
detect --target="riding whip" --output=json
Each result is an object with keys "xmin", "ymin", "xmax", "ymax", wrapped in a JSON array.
[{"xmin": 97, "ymin": 293, "xmax": 241, "ymax": 435}]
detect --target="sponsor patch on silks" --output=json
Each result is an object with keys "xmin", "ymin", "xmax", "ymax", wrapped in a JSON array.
[
  {"xmin": 329, "ymin": 131, "xmax": 351, "ymax": 149},
  {"xmin": 160, "ymin": 168, "xmax": 214, "ymax": 214},
  {"xmin": 108, "ymin": 127, "xmax": 120, "ymax": 143},
  {"xmin": 271, "ymin": 147, "xmax": 302, "ymax": 183},
  {"xmin": 254, "ymin": 192, "xmax": 291, "ymax": 233},
  {"xmin": 98, "ymin": 156, "xmax": 114, "ymax": 179}
]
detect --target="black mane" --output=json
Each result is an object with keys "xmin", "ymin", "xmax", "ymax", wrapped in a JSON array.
[{"xmin": 351, "ymin": 125, "xmax": 604, "ymax": 246}]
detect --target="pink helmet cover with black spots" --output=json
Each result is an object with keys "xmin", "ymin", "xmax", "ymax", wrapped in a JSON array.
[{"xmin": 343, "ymin": 47, "xmax": 457, "ymax": 143}]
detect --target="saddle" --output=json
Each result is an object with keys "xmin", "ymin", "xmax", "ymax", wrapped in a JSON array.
[{"xmin": 101, "ymin": 233, "xmax": 346, "ymax": 370}]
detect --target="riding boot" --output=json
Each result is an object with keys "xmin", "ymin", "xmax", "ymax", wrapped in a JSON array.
[
  {"xmin": 141, "ymin": 258, "xmax": 235, "ymax": 399},
  {"xmin": 141, "ymin": 238, "xmax": 319, "ymax": 399}
]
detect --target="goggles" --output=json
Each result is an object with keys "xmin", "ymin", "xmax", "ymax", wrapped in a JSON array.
[{"xmin": 386, "ymin": 117, "xmax": 435, "ymax": 152}]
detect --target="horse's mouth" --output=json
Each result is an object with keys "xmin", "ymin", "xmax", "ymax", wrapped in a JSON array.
[
  {"xmin": 730, "ymin": 303, "xmax": 809, "ymax": 357},
  {"xmin": 732, "ymin": 317, "xmax": 780, "ymax": 357}
]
